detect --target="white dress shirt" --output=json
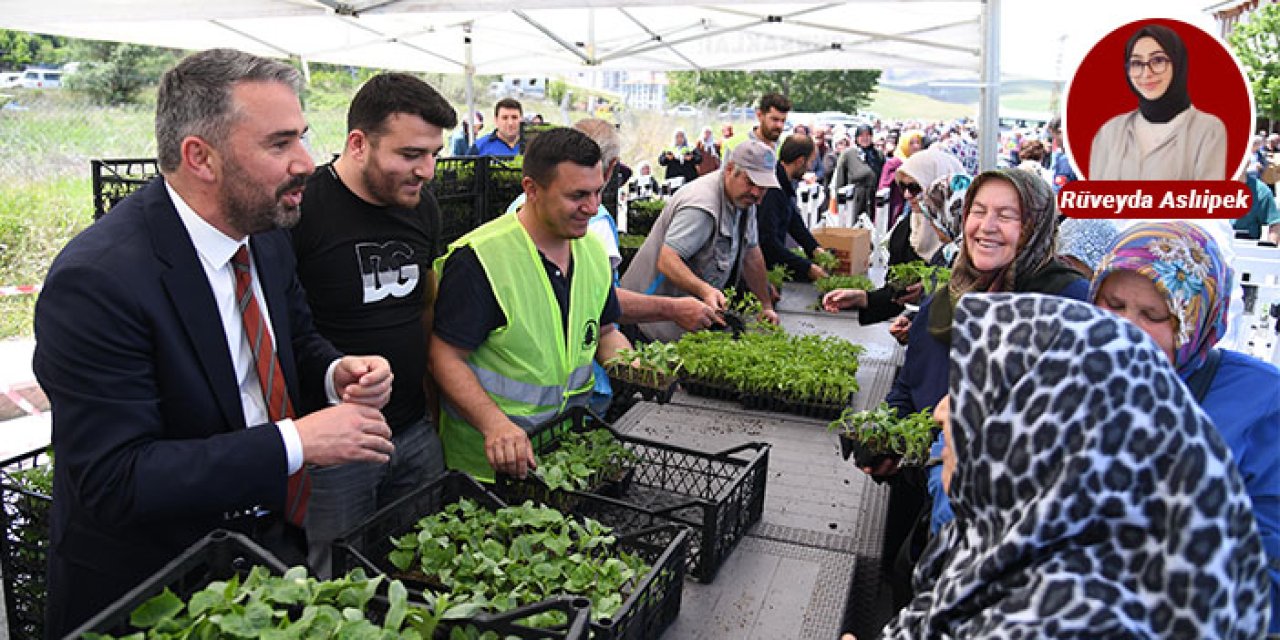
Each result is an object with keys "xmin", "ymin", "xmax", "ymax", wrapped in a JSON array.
[{"xmin": 166, "ymin": 181, "xmax": 313, "ymax": 474}]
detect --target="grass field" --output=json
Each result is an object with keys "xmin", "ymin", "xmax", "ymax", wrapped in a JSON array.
[
  {"xmin": 865, "ymin": 86, "xmax": 975, "ymax": 121},
  {"xmin": 0, "ymin": 79, "xmax": 1045, "ymax": 340}
]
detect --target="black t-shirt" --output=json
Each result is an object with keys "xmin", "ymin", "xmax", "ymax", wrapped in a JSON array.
[
  {"xmin": 291, "ymin": 164, "xmax": 441, "ymax": 431},
  {"xmin": 434, "ymin": 245, "xmax": 622, "ymax": 352}
]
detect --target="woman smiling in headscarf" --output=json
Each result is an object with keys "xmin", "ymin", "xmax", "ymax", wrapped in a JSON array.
[
  {"xmin": 1088, "ymin": 23, "xmax": 1227, "ymax": 180},
  {"xmin": 875, "ymin": 293, "xmax": 1270, "ymax": 639},
  {"xmin": 1091, "ymin": 222, "xmax": 1280, "ymax": 634}
]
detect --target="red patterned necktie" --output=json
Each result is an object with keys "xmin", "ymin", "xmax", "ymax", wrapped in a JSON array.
[{"xmin": 231, "ymin": 245, "xmax": 311, "ymax": 527}]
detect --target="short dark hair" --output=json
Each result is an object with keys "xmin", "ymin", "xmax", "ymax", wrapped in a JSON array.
[
  {"xmin": 523, "ymin": 126, "xmax": 601, "ymax": 186},
  {"xmin": 347, "ymin": 73, "xmax": 457, "ymax": 136},
  {"xmin": 779, "ymin": 134, "xmax": 814, "ymax": 164},
  {"xmin": 495, "ymin": 97, "xmax": 523, "ymax": 117},
  {"xmin": 759, "ymin": 92, "xmax": 792, "ymax": 114}
]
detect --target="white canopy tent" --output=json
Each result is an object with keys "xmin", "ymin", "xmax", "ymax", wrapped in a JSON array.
[{"xmin": 1, "ymin": 0, "xmax": 1002, "ymax": 166}]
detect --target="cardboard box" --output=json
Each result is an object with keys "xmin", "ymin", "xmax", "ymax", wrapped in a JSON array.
[{"xmin": 811, "ymin": 227, "xmax": 872, "ymax": 275}]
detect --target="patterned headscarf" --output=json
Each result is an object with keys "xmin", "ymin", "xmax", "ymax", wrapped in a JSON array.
[
  {"xmin": 882, "ymin": 293, "xmax": 1269, "ymax": 639},
  {"xmin": 927, "ymin": 169, "xmax": 1081, "ymax": 342},
  {"xmin": 901, "ymin": 150, "xmax": 966, "ymax": 262},
  {"xmin": 1057, "ymin": 218, "xmax": 1122, "ymax": 273},
  {"xmin": 917, "ymin": 173, "xmax": 973, "ymax": 244},
  {"xmin": 1089, "ymin": 222, "xmax": 1232, "ymax": 377}
]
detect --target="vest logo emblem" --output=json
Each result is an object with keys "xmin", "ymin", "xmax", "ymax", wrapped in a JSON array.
[{"xmin": 583, "ymin": 319, "xmax": 599, "ymax": 349}]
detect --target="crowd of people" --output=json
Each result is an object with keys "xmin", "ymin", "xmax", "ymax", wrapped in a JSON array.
[{"xmin": 30, "ymin": 46, "xmax": 1280, "ymax": 638}]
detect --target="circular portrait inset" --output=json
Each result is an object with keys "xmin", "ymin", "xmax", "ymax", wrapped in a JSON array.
[{"xmin": 1063, "ymin": 18, "xmax": 1253, "ymax": 181}]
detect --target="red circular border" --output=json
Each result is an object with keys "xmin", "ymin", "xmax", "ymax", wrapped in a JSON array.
[{"xmin": 1062, "ymin": 18, "xmax": 1254, "ymax": 180}]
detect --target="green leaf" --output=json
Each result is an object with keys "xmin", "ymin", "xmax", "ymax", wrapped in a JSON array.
[
  {"xmin": 216, "ymin": 611, "xmax": 261, "ymax": 638},
  {"xmin": 129, "ymin": 589, "xmax": 184, "ymax": 628},
  {"xmin": 441, "ymin": 601, "xmax": 488, "ymax": 620}
]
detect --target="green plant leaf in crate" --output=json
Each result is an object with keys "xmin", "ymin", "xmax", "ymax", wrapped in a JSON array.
[{"xmin": 814, "ymin": 274, "xmax": 875, "ymax": 295}]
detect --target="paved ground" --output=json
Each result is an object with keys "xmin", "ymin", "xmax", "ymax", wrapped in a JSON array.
[
  {"xmin": 0, "ymin": 338, "xmax": 49, "ymax": 462},
  {"xmin": 612, "ymin": 283, "xmax": 907, "ymax": 640}
]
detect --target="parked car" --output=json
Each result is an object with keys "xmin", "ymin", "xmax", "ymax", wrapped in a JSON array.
[
  {"xmin": 0, "ymin": 72, "xmax": 22, "ymax": 89},
  {"xmin": 21, "ymin": 68, "xmax": 62, "ymax": 89},
  {"xmin": 667, "ymin": 104, "xmax": 699, "ymax": 118}
]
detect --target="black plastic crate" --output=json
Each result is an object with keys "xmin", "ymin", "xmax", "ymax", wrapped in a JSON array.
[
  {"xmin": 91, "ymin": 158, "xmax": 161, "ymax": 219},
  {"xmin": 72, "ymin": 528, "xmax": 592, "ymax": 640},
  {"xmin": 334, "ymin": 471, "xmax": 687, "ymax": 640},
  {"xmin": 69, "ymin": 530, "xmax": 288, "ymax": 637},
  {"xmin": 483, "ymin": 156, "xmax": 525, "ymax": 224},
  {"xmin": 437, "ymin": 193, "xmax": 485, "ymax": 254},
  {"xmin": 504, "ymin": 409, "xmax": 769, "ymax": 583},
  {"xmin": 623, "ymin": 200, "xmax": 663, "ymax": 237},
  {"xmin": 431, "ymin": 157, "xmax": 483, "ymax": 200},
  {"xmin": 0, "ymin": 446, "xmax": 52, "ymax": 640}
]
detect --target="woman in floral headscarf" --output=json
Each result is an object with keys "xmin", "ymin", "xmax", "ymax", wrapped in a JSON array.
[{"xmin": 1091, "ymin": 222, "xmax": 1280, "ymax": 634}]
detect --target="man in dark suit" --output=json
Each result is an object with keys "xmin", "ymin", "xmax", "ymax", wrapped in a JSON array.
[{"xmin": 33, "ymin": 48, "xmax": 397, "ymax": 636}]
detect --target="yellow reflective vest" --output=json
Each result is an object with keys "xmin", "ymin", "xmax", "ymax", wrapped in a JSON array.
[{"xmin": 434, "ymin": 212, "xmax": 611, "ymax": 481}]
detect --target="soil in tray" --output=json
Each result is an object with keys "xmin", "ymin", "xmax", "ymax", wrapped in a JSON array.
[
  {"xmin": 609, "ymin": 376, "xmax": 677, "ymax": 404},
  {"xmin": 681, "ymin": 378, "xmax": 739, "ymax": 401},
  {"xmin": 838, "ymin": 433, "xmax": 902, "ymax": 470}
]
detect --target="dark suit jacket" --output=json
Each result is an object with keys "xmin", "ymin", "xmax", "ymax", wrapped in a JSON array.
[
  {"xmin": 758, "ymin": 163, "xmax": 822, "ymax": 281},
  {"xmin": 33, "ymin": 179, "xmax": 341, "ymax": 635}
]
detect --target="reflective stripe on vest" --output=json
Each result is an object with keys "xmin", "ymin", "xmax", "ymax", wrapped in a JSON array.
[
  {"xmin": 434, "ymin": 213, "xmax": 611, "ymax": 482},
  {"xmin": 467, "ymin": 362, "xmax": 594, "ymax": 412}
]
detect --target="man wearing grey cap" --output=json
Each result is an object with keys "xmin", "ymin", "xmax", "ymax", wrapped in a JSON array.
[{"xmin": 620, "ymin": 140, "xmax": 780, "ymax": 342}]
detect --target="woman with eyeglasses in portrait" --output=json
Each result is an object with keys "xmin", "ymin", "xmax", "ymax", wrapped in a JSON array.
[{"xmin": 1088, "ymin": 24, "xmax": 1227, "ymax": 180}]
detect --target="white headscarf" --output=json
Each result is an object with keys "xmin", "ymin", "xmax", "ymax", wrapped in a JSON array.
[{"xmin": 899, "ymin": 150, "xmax": 966, "ymax": 261}]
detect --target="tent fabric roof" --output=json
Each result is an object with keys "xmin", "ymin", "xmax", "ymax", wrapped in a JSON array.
[{"xmin": 3, "ymin": 1, "xmax": 984, "ymax": 74}]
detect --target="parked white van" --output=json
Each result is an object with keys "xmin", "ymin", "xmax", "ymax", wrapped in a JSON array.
[{"xmin": 21, "ymin": 68, "xmax": 63, "ymax": 89}]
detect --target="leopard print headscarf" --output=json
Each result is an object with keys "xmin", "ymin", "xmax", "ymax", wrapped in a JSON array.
[{"xmin": 882, "ymin": 293, "xmax": 1269, "ymax": 639}]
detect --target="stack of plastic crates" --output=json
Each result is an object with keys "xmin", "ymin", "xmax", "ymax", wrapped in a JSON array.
[
  {"xmin": 0, "ymin": 447, "xmax": 53, "ymax": 640},
  {"xmin": 92, "ymin": 158, "xmax": 161, "ymax": 219}
]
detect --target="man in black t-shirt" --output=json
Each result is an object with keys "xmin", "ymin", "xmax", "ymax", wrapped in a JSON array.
[{"xmin": 292, "ymin": 73, "xmax": 457, "ymax": 577}]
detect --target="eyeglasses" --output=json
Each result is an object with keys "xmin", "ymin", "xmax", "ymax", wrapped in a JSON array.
[
  {"xmin": 900, "ymin": 180, "xmax": 923, "ymax": 197},
  {"xmin": 1127, "ymin": 54, "xmax": 1171, "ymax": 77}
]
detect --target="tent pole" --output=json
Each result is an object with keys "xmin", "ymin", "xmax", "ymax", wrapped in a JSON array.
[
  {"xmin": 978, "ymin": 0, "xmax": 1000, "ymax": 171},
  {"xmin": 464, "ymin": 22, "xmax": 477, "ymax": 148}
]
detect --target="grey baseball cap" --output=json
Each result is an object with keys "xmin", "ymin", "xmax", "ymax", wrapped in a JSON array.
[{"xmin": 729, "ymin": 140, "xmax": 780, "ymax": 188}]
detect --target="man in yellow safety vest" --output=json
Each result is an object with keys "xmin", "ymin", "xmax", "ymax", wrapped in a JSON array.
[{"xmin": 430, "ymin": 127, "xmax": 631, "ymax": 481}]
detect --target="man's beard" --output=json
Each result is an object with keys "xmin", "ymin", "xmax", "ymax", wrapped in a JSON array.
[
  {"xmin": 363, "ymin": 156, "xmax": 422, "ymax": 209},
  {"xmin": 221, "ymin": 158, "xmax": 308, "ymax": 235}
]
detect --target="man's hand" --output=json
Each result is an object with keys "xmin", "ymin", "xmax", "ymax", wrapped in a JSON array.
[
  {"xmin": 888, "ymin": 315, "xmax": 912, "ymax": 345},
  {"xmin": 759, "ymin": 308, "xmax": 780, "ymax": 325},
  {"xmin": 701, "ymin": 287, "xmax": 727, "ymax": 313},
  {"xmin": 485, "ymin": 420, "xmax": 537, "ymax": 478},
  {"xmin": 807, "ymin": 263, "xmax": 829, "ymax": 281},
  {"xmin": 670, "ymin": 296, "xmax": 721, "ymax": 331},
  {"xmin": 891, "ymin": 283, "xmax": 924, "ymax": 306},
  {"xmin": 333, "ymin": 355, "xmax": 393, "ymax": 409},
  {"xmin": 822, "ymin": 288, "xmax": 867, "ymax": 313},
  {"xmin": 295, "ymin": 403, "xmax": 393, "ymax": 466}
]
